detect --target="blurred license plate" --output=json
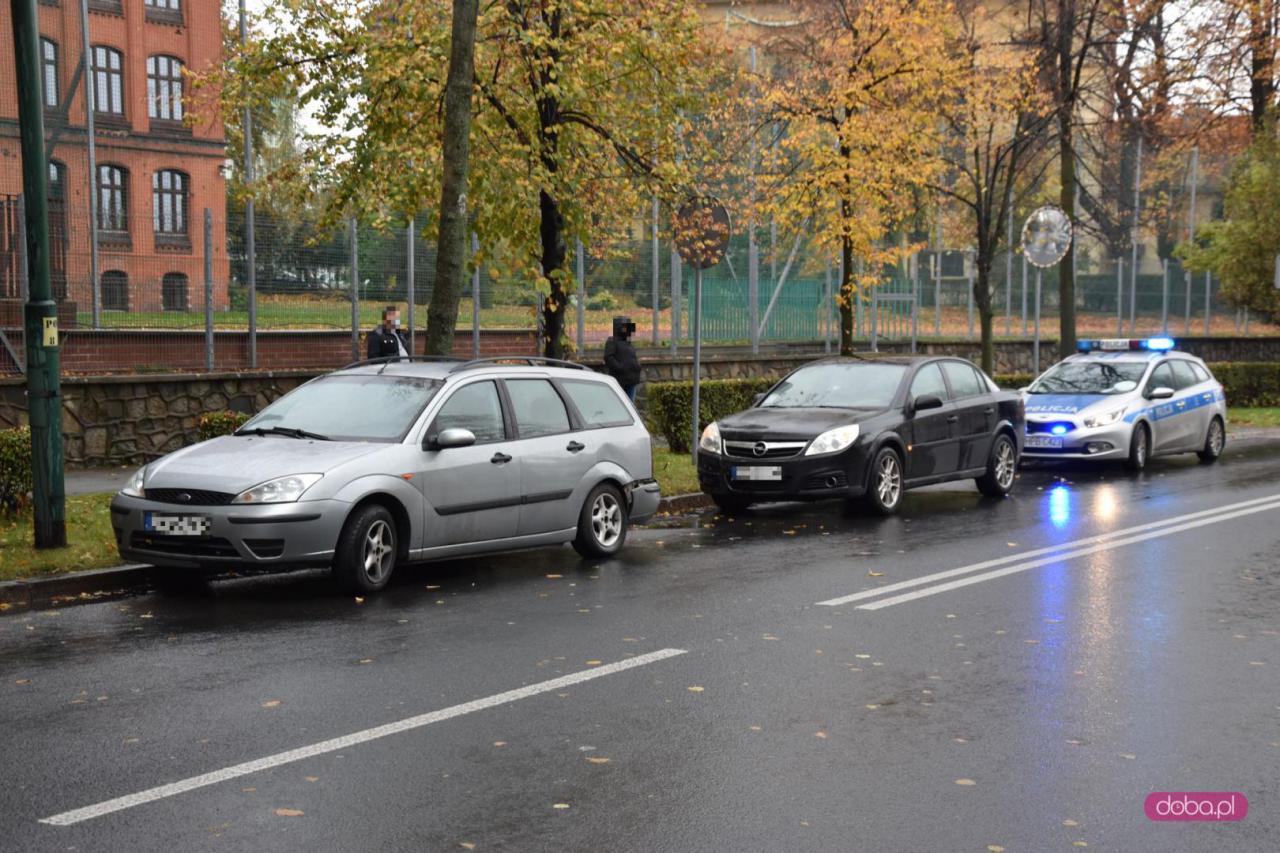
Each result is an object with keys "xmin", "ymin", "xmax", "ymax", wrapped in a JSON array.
[
  {"xmin": 730, "ymin": 466, "xmax": 782, "ymax": 481},
  {"xmin": 144, "ymin": 513, "xmax": 211, "ymax": 536},
  {"xmin": 1025, "ymin": 435, "xmax": 1063, "ymax": 449}
]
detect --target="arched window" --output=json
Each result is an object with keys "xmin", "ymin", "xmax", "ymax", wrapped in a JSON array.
[
  {"xmin": 146, "ymin": 55, "xmax": 184, "ymax": 121},
  {"xmin": 102, "ymin": 271, "xmax": 128, "ymax": 311},
  {"xmin": 40, "ymin": 38, "xmax": 58, "ymax": 109},
  {"xmin": 152, "ymin": 169, "xmax": 188, "ymax": 237},
  {"xmin": 96, "ymin": 165, "xmax": 128, "ymax": 233},
  {"xmin": 90, "ymin": 45, "xmax": 124, "ymax": 116},
  {"xmin": 162, "ymin": 273, "xmax": 189, "ymax": 311}
]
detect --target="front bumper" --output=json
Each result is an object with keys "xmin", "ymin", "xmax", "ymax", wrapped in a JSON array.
[
  {"xmin": 110, "ymin": 494, "xmax": 350, "ymax": 571},
  {"xmin": 628, "ymin": 479, "xmax": 661, "ymax": 523},
  {"xmin": 1021, "ymin": 421, "xmax": 1133, "ymax": 461},
  {"xmin": 696, "ymin": 445, "xmax": 870, "ymax": 501}
]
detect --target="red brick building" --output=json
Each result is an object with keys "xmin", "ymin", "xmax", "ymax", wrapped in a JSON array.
[{"xmin": 0, "ymin": 0, "xmax": 228, "ymax": 318}]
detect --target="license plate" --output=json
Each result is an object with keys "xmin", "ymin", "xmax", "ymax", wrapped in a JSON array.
[
  {"xmin": 1024, "ymin": 435, "xmax": 1063, "ymax": 449},
  {"xmin": 144, "ymin": 512, "xmax": 211, "ymax": 536},
  {"xmin": 730, "ymin": 466, "xmax": 783, "ymax": 481}
]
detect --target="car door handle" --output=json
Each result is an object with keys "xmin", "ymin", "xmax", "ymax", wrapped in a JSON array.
[
  {"xmin": 566, "ymin": 441, "xmax": 585, "ymax": 453},
  {"xmin": 490, "ymin": 452, "xmax": 512, "ymax": 464},
  {"xmin": 946, "ymin": 415, "xmax": 959, "ymax": 423}
]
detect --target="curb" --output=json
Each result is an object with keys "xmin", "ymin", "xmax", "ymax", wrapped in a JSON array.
[
  {"xmin": 0, "ymin": 564, "xmax": 151, "ymax": 612},
  {"xmin": 656, "ymin": 492, "xmax": 712, "ymax": 514}
]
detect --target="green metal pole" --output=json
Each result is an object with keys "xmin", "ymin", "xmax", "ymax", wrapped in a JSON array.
[{"xmin": 11, "ymin": 0, "xmax": 67, "ymax": 547}]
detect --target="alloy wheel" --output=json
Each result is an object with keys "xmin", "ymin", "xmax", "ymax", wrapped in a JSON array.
[
  {"xmin": 877, "ymin": 453, "xmax": 902, "ymax": 508},
  {"xmin": 1209, "ymin": 420, "xmax": 1224, "ymax": 455},
  {"xmin": 591, "ymin": 493, "xmax": 623, "ymax": 548},
  {"xmin": 994, "ymin": 439, "xmax": 1016, "ymax": 489},
  {"xmin": 363, "ymin": 519, "xmax": 394, "ymax": 583}
]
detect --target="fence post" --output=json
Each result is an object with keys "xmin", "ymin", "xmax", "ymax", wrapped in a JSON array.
[
  {"xmin": 241, "ymin": 0, "xmax": 257, "ymax": 367},
  {"xmin": 1021, "ymin": 254, "xmax": 1028, "ymax": 335},
  {"xmin": 651, "ymin": 196, "xmax": 660, "ymax": 346},
  {"xmin": 1116, "ymin": 257, "xmax": 1124, "ymax": 336},
  {"xmin": 966, "ymin": 250, "xmax": 974, "ymax": 340},
  {"xmin": 933, "ymin": 251, "xmax": 941, "ymax": 336},
  {"xmin": 1161, "ymin": 257, "xmax": 1169, "ymax": 334},
  {"xmin": 349, "ymin": 218, "xmax": 359, "ymax": 362},
  {"xmin": 204, "ymin": 208, "xmax": 213, "ymax": 371},
  {"xmin": 575, "ymin": 237, "xmax": 585, "ymax": 356},
  {"xmin": 749, "ymin": 220, "xmax": 759, "ymax": 355},
  {"xmin": 670, "ymin": 243, "xmax": 681, "ymax": 354},
  {"xmin": 911, "ymin": 251, "xmax": 919, "ymax": 353},
  {"xmin": 407, "ymin": 217, "xmax": 415, "ymax": 355},
  {"xmin": 870, "ymin": 281, "xmax": 878, "ymax": 352},
  {"xmin": 823, "ymin": 254, "xmax": 832, "ymax": 354},
  {"xmin": 472, "ymin": 232, "xmax": 481, "ymax": 358},
  {"xmin": 856, "ymin": 258, "xmax": 865, "ymax": 340}
]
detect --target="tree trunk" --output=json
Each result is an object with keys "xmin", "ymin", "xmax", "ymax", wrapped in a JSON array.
[
  {"xmin": 539, "ymin": 189, "xmax": 569, "ymax": 359},
  {"xmin": 975, "ymin": 262, "xmax": 995, "ymax": 375},
  {"xmin": 839, "ymin": 231, "xmax": 854, "ymax": 356},
  {"xmin": 1055, "ymin": 0, "xmax": 1077, "ymax": 359},
  {"xmin": 1249, "ymin": 6, "xmax": 1276, "ymax": 134},
  {"xmin": 425, "ymin": 0, "xmax": 479, "ymax": 357}
]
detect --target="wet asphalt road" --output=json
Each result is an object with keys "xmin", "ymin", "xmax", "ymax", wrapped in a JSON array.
[{"xmin": 4, "ymin": 438, "xmax": 1280, "ymax": 853}]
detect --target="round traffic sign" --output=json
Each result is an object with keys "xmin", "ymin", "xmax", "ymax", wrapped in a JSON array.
[
  {"xmin": 1020, "ymin": 205, "xmax": 1073, "ymax": 268},
  {"xmin": 675, "ymin": 197, "xmax": 731, "ymax": 270}
]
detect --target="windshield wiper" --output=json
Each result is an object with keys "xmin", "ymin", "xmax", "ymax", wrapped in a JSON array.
[{"xmin": 235, "ymin": 426, "xmax": 330, "ymax": 441}]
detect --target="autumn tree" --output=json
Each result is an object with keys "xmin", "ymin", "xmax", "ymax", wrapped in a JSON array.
[
  {"xmin": 759, "ymin": 0, "xmax": 959, "ymax": 355},
  {"xmin": 212, "ymin": 1, "xmax": 722, "ymax": 360},
  {"xmin": 933, "ymin": 2, "xmax": 1053, "ymax": 374}
]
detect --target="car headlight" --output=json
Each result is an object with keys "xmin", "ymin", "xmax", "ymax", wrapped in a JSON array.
[
  {"xmin": 805, "ymin": 424, "xmax": 860, "ymax": 456},
  {"xmin": 119, "ymin": 466, "xmax": 146, "ymax": 498},
  {"xmin": 1083, "ymin": 407, "xmax": 1126, "ymax": 428},
  {"xmin": 232, "ymin": 473, "xmax": 323, "ymax": 504},
  {"xmin": 699, "ymin": 422, "xmax": 723, "ymax": 454}
]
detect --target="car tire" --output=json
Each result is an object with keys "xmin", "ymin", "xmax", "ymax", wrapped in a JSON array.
[
  {"xmin": 1124, "ymin": 422, "xmax": 1150, "ymax": 472},
  {"xmin": 1197, "ymin": 416, "xmax": 1225, "ymax": 464},
  {"xmin": 572, "ymin": 483, "xmax": 628, "ymax": 558},
  {"xmin": 976, "ymin": 433, "xmax": 1018, "ymax": 498},
  {"xmin": 710, "ymin": 493, "xmax": 753, "ymax": 514},
  {"xmin": 863, "ymin": 446, "xmax": 905, "ymax": 516},
  {"xmin": 332, "ymin": 504, "xmax": 398, "ymax": 594}
]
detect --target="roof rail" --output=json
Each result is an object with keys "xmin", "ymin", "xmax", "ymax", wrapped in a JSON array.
[
  {"xmin": 448, "ymin": 356, "xmax": 593, "ymax": 374},
  {"xmin": 340, "ymin": 355, "xmax": 465, "ymax": 370}
]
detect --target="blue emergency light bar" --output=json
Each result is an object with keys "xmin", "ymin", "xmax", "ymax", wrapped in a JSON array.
[{"xmin": 1076, "ymin": 337, "xmax": 1175, "ymax": 353}]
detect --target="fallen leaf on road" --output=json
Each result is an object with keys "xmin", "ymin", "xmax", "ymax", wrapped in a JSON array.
[
  {"xmin": 354, "ymin": 597, "xmax": 364, "ymax": 604},
  {"xmin": 687, "ymin": 686, "xmax": 704, "ymax": 692},
  {"xmin": 358, "ymin": 658, "xmax": 374, "ymax": 664},
  {"xmin": 1007, "ymin": 542, "xmax": 1018, "ymax": 547},
  {"xmin": 783, "ymin": 529, "xmax": 797, "ymax": 536},
  {"xmin": 953, "ymin": 738, "xmax": 967, "ymax": 744},
  {"xmin": 1118, "ymin": 753, "xmax": 1136, "ymax": 760},
  {"xmin": 762, "ymin": 634, "xmax": 779, "ymax": 641},
  {"xmin": 15, "ymin": 678, "xmax": 30, "ymax": 685},
  {"xmin": 814, "ymin": 731, "xmax": 827, "ymax": 739},
  {"xmin": 855, "ymin": 654, "xmax": 871, "ymax": 659},
  {"xmin": 305, "ymin": 776, "xmax": 319, "ymax": 782},
  {"xmin": 988, "ymin": 846, "xmax": 1006, "ymax": 852},
  {"xmin": 749, "ymin": 725, "xmax": 762, "ymax": 731},
  {"xmin": 261, "ymin": 700, "xmax": 281, "ymax": 709},
  {"xmin": 139, "ymin": 613, "xmax": 153, "ymax": 619},
  {"xmin": 274, "ymin": 808, "xmax": 304, "ymax": 817},
  {"xmin": 552, "ymin": 803, "xmax": 570, "ymax": 810},
  {"xmin": 493, "ymin": 741, "xmax": 507, "ymax": 747},
  {"xmin": 1073, "ymin": 843, "xmax": 1088, "ymax": 848},
  {"xmin": 241, "ymin": 787, "xmax": 256, "ymax": 793},
  {"xmin": 1062, "ymin": 819, "xmax": 1078, "ymax": 827},
  {"xmin": 1024, "ymin": 639, "xmax": 1040, "ymax": 645},
  {"xmin": 1066, "ymin": 739, "xmax": 1084, "ymax": 745},
  {"xmin": 426, "ymin": 585, "xmax": 441, "ymax": 590},
  {"xmin": 586, "ymin": 660, "xmax": 602, "ymax": 666},
  {"xmin": 955, "ymin": 778, "xmax": 976, "ymax": 786},
  {"xmin": 586, "ymin": 757, "xmax": 610, "ymax": 764},
  {"xmin": 868, "ymin": 570, "xmax": 884, "ymax": 577},
  {"xmin": 546, "ymin": 574, "xmax": 563, "ymax": 579},
  {"xmin": 460, "ymin": 844, "xmax": 476, "ymax": 850}
]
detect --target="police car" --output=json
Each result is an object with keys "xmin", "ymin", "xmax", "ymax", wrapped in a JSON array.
[{"xmin": 1021, "ymin": 338, "xmax": 1226, "ymax": 470}]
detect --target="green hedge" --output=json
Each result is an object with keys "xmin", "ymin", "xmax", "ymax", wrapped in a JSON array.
[
  {"xmin": 0, "ymin": 426, "xmax": 32, "ymax": 514},
  {"xmin": 197, "ymin": 411, "xmax": 251, "ymax": 442},
  {"xmin": 647, "ymin": 378, "xmax": 777, "ymax": 453},
  {"xmin": 1210, "ymin": 362, "xmax": 1280, "ymax": 407}
]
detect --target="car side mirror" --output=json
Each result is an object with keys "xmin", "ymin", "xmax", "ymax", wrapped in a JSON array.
[
  {"xmin": 434, "ymin": 428, "xmax": 476, "ymax": 449},
  {"xmin": 1018, "ymin": 386, "xmax": 1030, "ymax": 394},
  {"xmin": 1146, "ymin": 386, "xmax": 1175, "ymax": 400},
  {"xmin": 912, "ymin": 394, "xmax": 944, "ymax": 413}
]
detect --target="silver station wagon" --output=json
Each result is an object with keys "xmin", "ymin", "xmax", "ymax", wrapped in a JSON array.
[{"xmin": 110, "ymin": 357, "xmax": 661, "ymax": 592}]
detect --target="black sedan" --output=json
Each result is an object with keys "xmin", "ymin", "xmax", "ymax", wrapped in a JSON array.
[{"xmin": 697, "ymin": 356, "xmax": 1025, "ymax": 514}]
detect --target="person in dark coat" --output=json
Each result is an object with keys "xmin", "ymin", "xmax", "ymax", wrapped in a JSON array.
[
  {"xmin": 367, "ymin": 305, "xmax": 410, "ymax": 360},
  {"xmin": 604, "ymin": 316, "xmax": 641, "ymax": 400}
]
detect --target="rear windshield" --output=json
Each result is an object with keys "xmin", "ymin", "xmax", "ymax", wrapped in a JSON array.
[
  {"xmin": 760, "ymin": 362, "xmax": 907, "ymax": 409},
  {"xmin": 1029, "ymin": 361, "xmax": 1147, "ymax": 395},
  {"xmin": 242, "ymin": 375, "xmax": 443, "ymax": 442}
]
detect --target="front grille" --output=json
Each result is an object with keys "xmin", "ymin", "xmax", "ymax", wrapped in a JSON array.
[
  {"xmin": 145, "ymin": 488, "xmax": 237, "ymax": 506},
  {"xmin": 130, "ymin": 532, "xmax": 239, "ymax": 558},
  {"xmin": 723, "ymin": 440, "xmax": 807, "ymax": 460},
  {"xmin": 1026, "ymin": 421, "xmax": 1075, "ymax": 435}
]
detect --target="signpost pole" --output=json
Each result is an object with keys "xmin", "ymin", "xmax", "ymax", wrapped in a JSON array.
[
  {"xmin": 1034, "ymin": 268, "xmax": 1042, "ymax": 375},
  {"xmin": 12, "ymin": 0, "xmax": 65, "ymax": 546},
  {"xmin": 1116, "ymin": 257, "xmax": 1123, "ymax": 336}
]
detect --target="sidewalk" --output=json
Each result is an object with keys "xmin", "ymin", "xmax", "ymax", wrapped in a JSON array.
[{"xmin": 65, "ymin": 467, "xmax": 132, "ymax": 496}]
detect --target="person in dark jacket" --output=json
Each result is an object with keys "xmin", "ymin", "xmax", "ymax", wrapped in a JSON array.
[
  {"xmin": 367, "ymin": 305, "xmax": 410, "ymax": 360},
  {"xmin": 604, "ymin": 316, "xmax": 641, "ymax": 400}
]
